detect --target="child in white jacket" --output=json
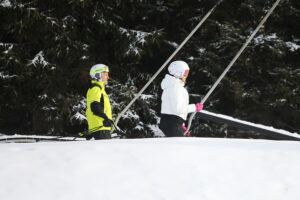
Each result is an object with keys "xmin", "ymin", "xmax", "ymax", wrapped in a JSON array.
[{"xmin": 159, "ymin": 60, "xmax": 203, "ymax": 137}]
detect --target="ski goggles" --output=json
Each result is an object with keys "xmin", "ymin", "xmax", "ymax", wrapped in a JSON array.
[{"xmin": 183, "ymin": 70, "xmax": 189, "ymax": 77}]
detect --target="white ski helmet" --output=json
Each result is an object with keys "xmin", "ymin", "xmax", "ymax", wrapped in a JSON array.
[
  {"xmin": 90, "ymin": 64, "xmax": 109, "ymax": 81},
  {"xmin": 168, "ymin": 60, "xmax": 190, "ymax": 78}
]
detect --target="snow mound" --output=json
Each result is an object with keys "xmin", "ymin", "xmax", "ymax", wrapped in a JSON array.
[{"xmin": 0, "ymin": 138, "xmax": 299, "ymax": 200}]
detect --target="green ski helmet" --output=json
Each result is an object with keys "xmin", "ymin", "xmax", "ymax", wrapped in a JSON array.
[{"xmin": 90, "ymin": 64, "xmax": 109, "ymax": 81}]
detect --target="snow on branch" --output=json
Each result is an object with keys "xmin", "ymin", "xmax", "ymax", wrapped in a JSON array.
[
  {"xmin": 0, "ymin": 72, "xmax": 17, "ymax": 80},
  {"xmin": 70, "ymin": 97, "xmax": 87, "ymax": 124},
  {"xmin": 71, "ymin": 112, "xmax": 86, "ymax": 122},
  {"xmin": 254, "ymin": 33, "xmax": 300, "ymax": 52},
  {"xmin": 119, "ymin": 28, "xmax": 151, "ymax": 45},
  {"xmin": 28, "ymin": 51, "xmax": 50, "ymax": 68},
  {"xmin": 286, "ymin": 42, "xmax": 300, "ymax": 51},
  {"xmin": 119, "ymin": 27, "xmax": 163, "ymax": 56},
  {"xmin": 1, "ymin": 42, "xmax": 14, "ymax": 54},
  {"xmin": 0, "ymin": 0, "xmax": 11, "ymax": 7}
]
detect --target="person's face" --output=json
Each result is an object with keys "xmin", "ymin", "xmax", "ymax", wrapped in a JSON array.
[
  {"xmin": 101, "ymin": 72, "xmax": 109, "ymax": 85},
  {"xmin": 181, "ymin": 70, "xmax": 189, "ymax": 83}
]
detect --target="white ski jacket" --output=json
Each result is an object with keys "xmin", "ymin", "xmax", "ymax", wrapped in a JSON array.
[{"xmin": 161, "ymin": 74, "xmax": 196, "ymax": 120}]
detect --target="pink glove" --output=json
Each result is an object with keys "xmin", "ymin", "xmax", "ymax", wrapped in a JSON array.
[
  {"xmin": 182, "ymin": 124, "xmax": 191, "ymax": 137},
  {"xmin": 195, "ymin": 103, "xmax": 204, "ymax": 112}
]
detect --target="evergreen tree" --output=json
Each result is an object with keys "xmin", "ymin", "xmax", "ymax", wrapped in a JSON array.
[{"xmin": 0, "ymin": 0, "xmax": 299, "ymax": 138}]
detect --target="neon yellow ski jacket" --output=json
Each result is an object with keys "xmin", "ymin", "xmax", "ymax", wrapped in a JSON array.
[{"xmin": 86, "ymin": 80, "xmax": 112, "ymax": 132}]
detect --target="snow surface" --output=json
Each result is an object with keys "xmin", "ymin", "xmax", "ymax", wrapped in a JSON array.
[{"xmin": 1, "ymin": 137, "xmax": 300, "ymax": 200}]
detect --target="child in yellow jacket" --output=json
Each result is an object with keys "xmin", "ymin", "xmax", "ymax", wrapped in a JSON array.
[{"xmin": 85, "ymin": 64, "xmax": 113, "ymax": 140}]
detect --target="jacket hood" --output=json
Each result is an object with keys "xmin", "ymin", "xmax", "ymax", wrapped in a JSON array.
[{"xmin": 161, "ymin": 74, "xmax": 184, "ymax": 90}]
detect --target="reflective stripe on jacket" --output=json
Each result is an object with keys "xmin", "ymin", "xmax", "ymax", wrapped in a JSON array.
[{"xmin": 86, "ymin": 80, "xmax": 112, "ymax": 131}]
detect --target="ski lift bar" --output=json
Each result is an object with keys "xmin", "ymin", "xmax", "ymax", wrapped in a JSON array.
[{"xmin": 196, "ymin": 110, "xmax": 300, "ymax": 141}]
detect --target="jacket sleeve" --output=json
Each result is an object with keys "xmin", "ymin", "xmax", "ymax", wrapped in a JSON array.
[
  {"xmin": 89, "ymin": 87, "xmax": 108, "ymax": 119},
  {"xmin": 187, "ymin": 104, "xmax": 196, "ymax": 113},
  {"xmin": 91, "ymin": 102, "xmax": 108, "ymax": 119},
  {"xmin": 170, "ymin": 87, "xmax": 196, "ymax": 115}
]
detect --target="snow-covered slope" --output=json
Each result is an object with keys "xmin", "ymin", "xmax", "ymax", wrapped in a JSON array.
[{"xmin": 0, "ymin": 138, "xmax": 299, "ymax": 200}]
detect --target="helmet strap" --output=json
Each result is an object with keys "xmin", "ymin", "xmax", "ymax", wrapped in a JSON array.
[
  {"xmin": 95, "ymin": 73, "xmax": 102, "ymax": 82},
  {"xmin": 168, "ymin": 73, "xmax": 180, "ymax": 79}
]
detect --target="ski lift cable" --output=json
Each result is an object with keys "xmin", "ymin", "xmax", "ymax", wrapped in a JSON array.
[
  {"xmin": 113, "ymin": 0, "xmax": 224, "ymax": 129},
  {"xmin": 184, "ymin": 0, "xmax": 282, "ymax": 135}
]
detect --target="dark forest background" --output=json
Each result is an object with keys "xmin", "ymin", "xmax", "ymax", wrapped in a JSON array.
[{"xmin": 0, "ymin": 0, "xmax": 299, "ymax": 138}]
